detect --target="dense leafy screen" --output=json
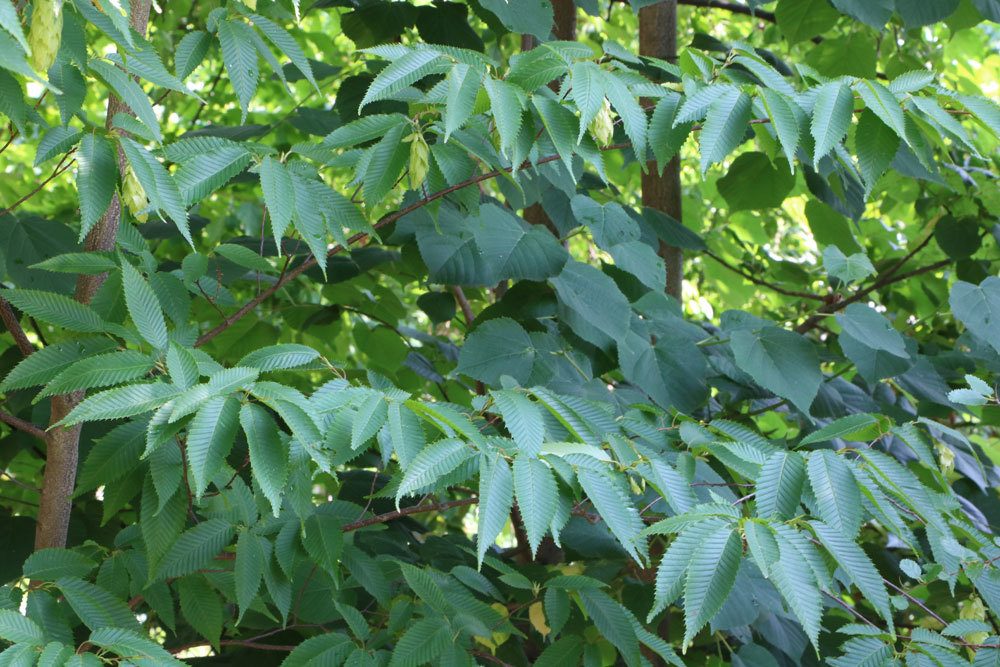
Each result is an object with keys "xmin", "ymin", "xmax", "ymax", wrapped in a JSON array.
[{"xmin": 0, "ymin": 0, "xmax": 998, "ymax": 665}]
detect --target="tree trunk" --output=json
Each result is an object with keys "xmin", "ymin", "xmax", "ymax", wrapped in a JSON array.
[
  {"xmin": 522, "ymin": 0, "xmax": 576, "ymax": 235},
  {"xmin": 640, "ymin": 1, "xmax": 684, "ymax": 300},
  {"xmin": 34, "ymin": 0, "xmax": 154, "ymax": 551}
]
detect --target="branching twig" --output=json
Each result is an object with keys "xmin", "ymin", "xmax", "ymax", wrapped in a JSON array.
[
  {"xmin": 0, "ymin": 296, "xmax": 34, "ymax": 357},
  {"xmin": 704, "ymin": 250, "xmax": 825, "ymax": 301},
  {"xmin": 0, "ymin": 410, "xmax": 47, "ymax": 440}
]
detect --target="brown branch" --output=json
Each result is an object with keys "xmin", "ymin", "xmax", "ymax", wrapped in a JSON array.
[
  {"xmin": 341, "ymin": 497, "xmax": 478, "ymax": 532},
  {"xmin": 678, "ymin": 0, "xmax": 775, "ymax": 21},
  {"xmin": 194, "ymin": 141, "xmax": 628, "ymax": 347},
  {"xmin": 0, "ymin": 410, "xmax": 47, "ymax": 440},
  {"xmin": 704, "ymin": 250, "xmax": 826, "ymax": 301},
  {"xmin": 0, "ymin": 296, "xmax": 34, "ymax": 357},
  {"xmin": 169, "ymin": 640, "xmax": 297, "ymax": 655},
  {"xmin": 797, "ymin": 259, "xmax": 950, "ymax": 334},
  {"xmin": 34, "ymin": 0, "xmax": 154, "ymax": 553},
  {"xmin": 0, "ymin": 156, "xmax": 75, "ymax": 217}
]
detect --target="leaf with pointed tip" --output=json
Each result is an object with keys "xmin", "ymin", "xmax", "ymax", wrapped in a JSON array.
[
  {"xmin": 1, "ymin": 289, "xmax": 107, "ymax": 333},
  {"xmin": 730, "ymin": 326, "xmax": 822, "ymax": 416},
  {"xmin": 56, "ymin": 578, "xmax": 139, "ymax": 631},
  {"xmin": 37, "ymin": 350, "xmax": 155, "ymax": 400},
  {"xmin": 57, "ymin": 383, "xmax": 178, "ymax": 426},
  {"xmin": 756, "ymin": 450, "xmax": 805, "ymax": 520},
  {"xmin": 807, "ymin": 450, "xmax": 862, "ymax": 538},
  {"xmin": 812, "ymin": 520, "xmax": 893, "ymax": 629},
  {"xmin": 76, "ymin": 134, "xmax": 118, "ymax": 240},
  {"xmin": 218, "ymin": 20, "xmax": 259, "ymax": 122},
  {"xmin": 698, "ymin": 88, "xmax": 751, "ymax": 173},
  {"xmin": 477, "ymin": 453, "xmax": 513, "ymax": 567},
  {"xmin": 682, "ymin": 524, "xmax": 741, "ymax": 647},
  {"xmin": 240, "ymin": 404, "xmax": 289, "ymax": 517},
  {"xmin": 119, "ymin": 138, "xmax": 190, "ymax": 244},
  {"xmin": 186, "ymin": 395, "xmax": 240, "ymax": 498},
  {"xmin": 811, "ymin": 80, "xmax": 854, "ymax": 165},
  {"xmin": 396, "ymin": 438, "xmax": 474, "ymax": 504},
  {"xmin": 360, "ymin": 49, "xmax": 442, "ymax": 109},
  {"xmin": 121, "ymin": 260, "xmax": 169, "ymax": 350},
  {"xmin": 513, "ymin": 455, "xmax": 558, "ymax": 558},
  {"xmin": 153, "ymin": 519, "xmax": 235, "ymax": 581},
  {"xmin": 491, "ymin": 390, "xmax": 543, "ymax": 456},
  {"xmin": 578, "ymin": 466, "xmax": 648, "ymax": 563},
  {"xmin": 769, "ymin": 525, "xmax": 823, "ymax": 648},
  {"xmin": 444, "ymin": 63, "xmax": 482, "ymax": 141}
]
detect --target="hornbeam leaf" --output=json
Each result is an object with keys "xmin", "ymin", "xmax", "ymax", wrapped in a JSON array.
[
  {"xmin": 396, "ymin": 438, "xmax": 474, "ymax": 505},
  {"xmin": 682, "ymin": 524, "xmax": 742, "ymax": 647},
  {"xmin": 769, "ymin": 525, "xmax": 823, "ymax": 648},
  {"xmin": 121, "ymin": 260, "xmax": 169, "ymax": 350},
  {"xmin": 0, "ymin": 610, "xmax": 44, "ymax": 646},
  {"xmin": 577, "ymin": 466, "xmax": 648, "ymax": 563},
  {"xmin": 186, "ymin": 395, "xmax": 240, "ymax": 498},
  {"xmin": 698, "ymin": 88, "xmax": 751, "ymax": 174},
  {"xmin": 755, "ymin": 450, "xmax": 805, "ymax": 520},
  {"xmin": 153, "ymin": 519, "xmax": 235, "ymax": 580},
  {"xmin": 36, "ymin": 350, "xmax": 155, "ymax": 400},
  {"xmin": 76, "ymin": 134, "xmax": 118, "ymax": 240},
  {"xmin": 811, "ymin": 80, "xmax": 854, "ymax": 165},
  {"xmin": 513, "ymin": 455, "xmax": 558, "ymax": 558},
  {"xmin": 239, "ymin": 403, "xmax": 289, "ymax": 517},
  {"xmin": 578, "ymin": 589, "xmax": 642, "ymax": 667},
  {"xmin": 217, "ymin": 20, "xmax": 260, "ymax": 122},
  {"xmin": 1, "ymin": 289, "xmax": 107, "ymax": 333},
  {"xmin": 58, "ymin": 383, "xmax": 178, "ymax": 426},
  {"xmin": 648, "ymin": 518, "xmax": 731, "ymax": 622},
  {"xmin": 490, "ymin": 390, "xmax": 544, "ymax": 456},
  {"xmin": 811, "ymin": 520, "xmax": 893, "ymax": 630},
  {"xmin": 360, "ymin": 49, "xmax": 442, "ymax": 109},
  {"xmin": 807, "ymin": 450, "xmax": 863, "ymax": 538},
  {"xmin": 477, "ymin": 453, "xmax": 513, "ymax": 568}
]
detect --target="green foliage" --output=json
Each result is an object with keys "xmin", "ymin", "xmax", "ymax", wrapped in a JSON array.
[{"xmin": 0, "ymin": 0, "xmax": 998, "ymax": 665}]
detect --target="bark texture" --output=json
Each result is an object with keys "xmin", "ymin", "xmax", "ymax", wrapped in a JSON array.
[
  {"xmin": 34, "ymin": 0, "xmax": 153, "ymax": 551},
  {"xmin": 640, "ymin": 1, "xmax": 684, "ymax": 300}
]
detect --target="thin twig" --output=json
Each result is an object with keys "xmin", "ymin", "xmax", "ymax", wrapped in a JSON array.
[
  {"xmin": 0, "ymin": 155, "xmax": 76, "ymax": 217},
  {"xmin": 0, "ymin": 410, "xmax": 47, "ymax": 440},
  {"xmin": 704, "ymin": 250, "xmax": 825, "ymax": 301},
  {"xmin": 342, "ymin": 497, "xmax": 478, "ymax": 532},
  {"xmin": 0, "ymin": 296, "xmax": 35, "ymax": 357}
]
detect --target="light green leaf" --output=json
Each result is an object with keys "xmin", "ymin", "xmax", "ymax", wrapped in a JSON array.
[
  {"xmin": 682, "ymin": 524, "xmax": 742, "ymax": 647},
  {"xmin": 218, "ymin": 20, "xmax": 260, "ymax": 122},
  {"xmin": 800, "ymin": 413, "xmax": 890, "ymax": 445},
  {"xmin": 1, "ymin": 289, "xmax": 106, "ymax": 333},
  {"xmin": 119, "ymin": 137, "xmax": 191, "ymax": 244},
  {"xmin": 811, "ymin": 520, "xmax": 893, "ymax": 629},
  {"xmin": 578, "ymin": 589, "xmax": 641, "ymax": 667},
  {"xmin": 76, "ymin": 134, "xmax": 118, "ymax": 240},
  {"xmin": 477, "ymin": 453, "xmax": 513, "ymax": 568},
  {"xmin": 153, "ymin": 518, "xmax": 235, "ymax": 580},
  {"xmin": 259, "ymin": 156, "xmax": 295, "ymax": 249},
  {"xmin": 174, "ymin": 146, "xmax": 251, "ymax": 206},
  {"xmin": 699, "ymin": 87, "xmax": 752, "ymax": 173},
  {"xmin": 57, "ymin": 383, "xmax": 177, "ymax": 426},
  {"xmin": 303, "ymin": 513, "xmax": 343, "ymax": 576},
  {"xmin": 121, "ymin": 260, "xmax": 169, "ymax": 350},
  {"xmin": 811, "ymin": 80, "xmax": 854, "ymax": 165},
  {"xmin": 36, "ymin": 350, "xmax": 155, "ymax": 400},
  {"xmin": 491, "ymin": 390, "xmax": 543, "ymax": 456},
  {"xmin": 88, "ymin": 627, "xmax": 185, "ymax": 666},
  {"xmin": 485, "ymin": 77, "xmax": 524, "ymax": 154},
  {"xmin": 88, "ymin": 58, "xmax": 161, "ymax": 142},
  {"xmin": 823, "ymin": 245, "xmax": 876, "ymax": 284},
  {"xmin": 807, "ymin": 450, "xmax": 862, "ymax": 538},
  {"xmin": 513, "ymin": 455, "xmax": 558, "ymax": 558},
  {"xmin": 186, "ymin": 395, "xmax": 240, "ymax": 498},
  {"xmin": 769, "ymin": 525, "xmax": 823, "ymax": 648},
  {"xmin": 360, "ymin": 49, "xmax": 442, "ymax": 109},
  {"xmin": 756, "ymin": 450, "xmax": 805, "ymax": 520},
  {"xmin": 56, "ymin": 578, "xmax": 139, "ymax": 631},
  {"xmin": 396, "ymin": 438, "xmax": 474, "ymax": 504},
  {"xmin": 0, "ymin": 610, "xmax": 44, "ymax": 646},
  {"xmin": 238, "ymin": 344, "xmax": 320, "ymax": 372},
  {"xmin": 578, "ymin": 466, "xmax": 648, "ymax": 563},
  {"xmin": 239, "ymin": 404, "xmax": 289, "ymax": 517}
]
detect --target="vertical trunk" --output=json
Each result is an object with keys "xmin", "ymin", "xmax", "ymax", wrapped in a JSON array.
[
  {"xmin": 640, "ymin": 1, "xmax": 684, "ymax": 300},
  {"xmin": 522, "ymin": 0, "xmax": 576, "ymax": 234},
  {"xmin": 34, "ymin": 0, "xmax": 153, "ymax": 551}
]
